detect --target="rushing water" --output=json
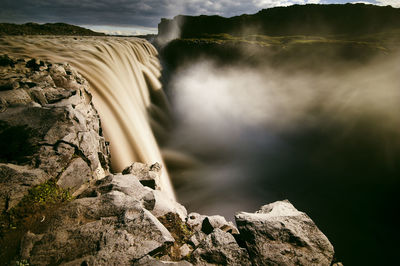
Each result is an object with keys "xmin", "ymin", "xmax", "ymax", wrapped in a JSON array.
[{"xmin": 0, "ymin": 36, "xmax": 175, "ymax": 200}]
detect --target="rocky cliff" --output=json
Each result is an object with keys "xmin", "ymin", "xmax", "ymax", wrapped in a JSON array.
[
  {"xmin": 0, "ymin": 56, "xmax": 339, "ymax": 265},
  {"xmin": 158, "ymin": 4, "xmax": 400, "ymax": 40}
]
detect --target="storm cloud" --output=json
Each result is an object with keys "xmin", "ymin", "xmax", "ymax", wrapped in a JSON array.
[{"xmin": 0, "ymin": 0, "xmax": 382, "ymax": 30}]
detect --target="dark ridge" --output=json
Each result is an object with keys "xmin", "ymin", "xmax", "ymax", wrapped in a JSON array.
[
  {"xmin": 158, "ymin": 4, "xmax": 400, "ymax": 38},
  {"xmin": 0, "ymin": 22, "xmax": 105, "ymax": 36}
]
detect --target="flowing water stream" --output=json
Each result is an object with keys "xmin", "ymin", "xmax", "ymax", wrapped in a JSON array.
[{"xmin": 0, "ymin": 36, "xmax": 175, "ymax": 200}]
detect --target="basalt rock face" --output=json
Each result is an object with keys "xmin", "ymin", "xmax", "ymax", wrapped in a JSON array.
[
  {"xmin": 0, "ymin": 55, "xmax": 110, "ymax": 212},
  {"xmin": 0, "ymin": 55, "xmax": 337, "ymax": 265},
  {"xmin": 0, "ymin": 55, "xmax": 110, "ymax": 263}
]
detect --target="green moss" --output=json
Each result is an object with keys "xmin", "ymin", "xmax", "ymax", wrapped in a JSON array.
[
  {"xmin": 0, "ymin": 179, "xmax": 73, "ymax": 264},
  {"xmin": 15, "ymin": 260, "xmax": 30, "ymax": 266},
  {"xmin": 156, "ymin": 213, "xmax": 194, "ymax": 261},
  {"xmin": 1, "ymin": 179, "xmax": 72, "ymax": 235}
]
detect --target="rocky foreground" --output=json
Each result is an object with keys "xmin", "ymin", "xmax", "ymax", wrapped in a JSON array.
[{"xmin": 0, "ymin": 55, "xmax": 340, "ymax": 265}]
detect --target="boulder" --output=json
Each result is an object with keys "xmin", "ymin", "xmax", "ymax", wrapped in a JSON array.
[
  {"xmin": 20, "ymin": 176, "xmax": 175, "ymax": 265},
  {"xmin": 56, "ymin": 157, "xmax": 92, "ymax": 196},
  {"xmin": 235, "ymin": 200, "xmax": 334, "ymax": 266},
  {"xmin": 190, "ymin": 228, "xmax": 251, "ymax": 265},
  {"xmin": 122, "ymin": 162, "xmax": 162, "ymax": 189},
  {"xmin": 186, "ymin": 212, "xmax": 238, "ymax": 235},
  {"xmin": 143, "ymin": 189, "xmax": 187, "ymax": 221}
]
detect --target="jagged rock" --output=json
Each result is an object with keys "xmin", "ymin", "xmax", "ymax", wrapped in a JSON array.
[
  {"xmin": 56, "ymin": 157, "xmax": 92, "ymax": 196},
  {"xmin": 20, "ymin": 177, "xmax": 175, "ymax": 265},
  {"xmin": 186, "ymin": 213, "xmax": 240, "ymax": 248},
  {"xmin": 188, "ymin": 231, "xmax": 207, "ymax": 248},
  {"xmin": 0, "ymin": 57, "xmax": 110, "ymax": 213},
  {"xmin": 135, "ymin": 255, "xmax": 193, "ymax": 265},
  {"xmin": 235, "ymin": 200, "xmax": 334, "ymax": 266},
  {"xmin": 187, "ymin": 212, "xmax": 238, "ymax": 235},
  {"xmin": 0, "ymin": 164, "xmax": 48, "ymax": 210},
  {"xmin": 179, "ymin": 244, "xmax": 192, "ymax": 258},
  {"xmin": 202, "ymin": 215, "xmax": 238, "ymax": 235},
  {"xmin": 186, "ymin": 213, "xmax": 206, "ymax": 231},
  {"xmin": 95, "ymin": 173, "xmax": 151, "ymax": 201},
  {"xmin": 143, "ymin": 189, "xmax": 187, "ymax": 220},
  {"xmin": 122, "ymin": 162, "xmax": 161, "ymax": 189},
  {"xmin": 191, "ymin": 228, "xmax": 251, "ymax": 265}
]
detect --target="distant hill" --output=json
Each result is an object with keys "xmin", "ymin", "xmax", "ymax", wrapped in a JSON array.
[
  {"xmin": 158, "ymin": 4, "xmax": 400, "ymax": 39},
  {"xmin": 0, "ymin": 22, "xmax": 105, "ymax": 36}
]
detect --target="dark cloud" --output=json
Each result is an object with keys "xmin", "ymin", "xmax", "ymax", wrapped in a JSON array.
[{"xmin": 0, "ymin": 0, "xmax": 376, "ymax": 28}]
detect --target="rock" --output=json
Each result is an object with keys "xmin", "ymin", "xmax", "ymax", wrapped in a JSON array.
[
  {"xmin": 56, "ymin": 157, "xmax": 92, "ymax": 196},
  {"xmin": 235, "ymin": 200, "xmax": 335, "ymax": 266},
  {"xmin": 188, "ymin": 232, "xmax": 206, "ymax": 248},
  {"xmin": 186, "ymin": 212, "xmax": 238, "ymax": 235},
  {"xmin": 95, "ymin": 173, "xmax": 152, "ymax": 201},
  {"xmin": 19, "ymin": 231, "xmax": 43, "ymax": 260},
  {"xmin": 0, "ymin": 89, "xmax": 32, "ymax": 105},
  {"xmin": 0, "ymin": 55, "xmax": 15, "ymax": 67},
  {"xmin": 186, "ymin": 213, "xmax": 239, "ymax": 249},
  {"xmin": 0, "ymin": 163, "xmax": 48, "ymax": 211},
  {"xmin": 134, "ymin": 255, "xmax": 193, "ymax": 265},
  {"xmin": 186, "ymin": 212, "xmax": 206, "ymax": 231},
  {"xmin": 0, "ymin": 57, "xmax": 110, "ymax": 264},
  {"xmin": 143, "ymin": 189, "xmax": 187, "ymax": 221},
  {"xmin": 20, "ymin": 177, "xmax": 175, "ymax": 265},
  {"xmin": 179, "ymin": 244, "xmax": 192, "ymax": 258},
  {"xmin": 157, "ymin": 212, "xmax": 193, "ymax": 261},
  {"xmin": 122, "ymin": 162, "xmax": 161, "ymax": 189},
  {"xmin": 191, "ymin": 228, "xmax": 251, "ymax": 265},
  {"xmin": 202, "ymin": 215, "xmax": 239, "ymax": 235},
  {"xmin": 0, "ymin": 57, "xmax": 110, "ymax": 211}
]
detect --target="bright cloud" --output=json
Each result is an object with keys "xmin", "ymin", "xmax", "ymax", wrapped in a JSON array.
[{"xmin": 375, "ymin": 0, "xmax": 400, "ymax": 7}]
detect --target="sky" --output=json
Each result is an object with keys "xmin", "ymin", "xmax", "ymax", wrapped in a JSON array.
[{"xmin": 0, "ymin": 0, "xmax": 399, "ymax": 35}]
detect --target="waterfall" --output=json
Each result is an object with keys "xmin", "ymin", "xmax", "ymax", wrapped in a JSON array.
[{"xmin": 0, "ymin": 36, "xmax": 175, "ymax": 200}]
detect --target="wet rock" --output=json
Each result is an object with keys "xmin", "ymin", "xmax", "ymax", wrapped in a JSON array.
[
  {"xmin": 235, "ymin": 200, "xmax": 335, "ymax": 266},
  {"xmin": 191, "ymin": 228, "xmax": 251, "ymax": 266}
]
